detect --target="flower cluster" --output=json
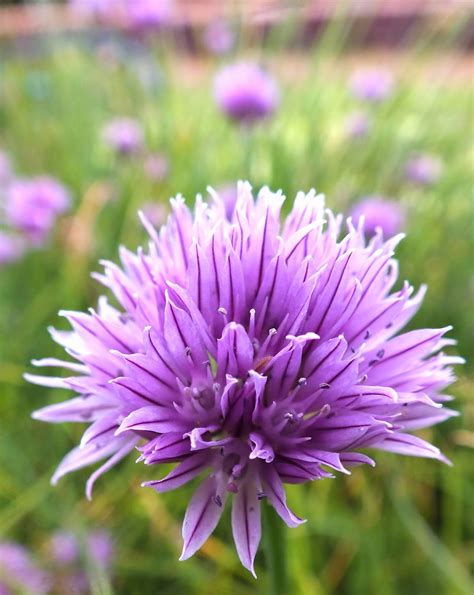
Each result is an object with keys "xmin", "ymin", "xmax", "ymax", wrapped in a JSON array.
[
  {"xmin": 0, "ymin": 542, "xmax": 50, "ymax": 594},
  {"xmin": 0, "ymin": 531, "xmax": 114, "ymax": 595},
  {"xmin": 29, "ymin": 183, "xmax": 460, "ymax": 575},
  {"xmin": 0, "ymin": 151, "xmax": 70, "ymax": 264}
]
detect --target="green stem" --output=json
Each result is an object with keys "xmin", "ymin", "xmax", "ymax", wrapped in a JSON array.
[
  {"xmin": 263, "ymin": 503, "xmax": 288, "ymax": 595},
  {"xmin": 240, "ymin": 124, "xmax": 253, "ymax": 182}
]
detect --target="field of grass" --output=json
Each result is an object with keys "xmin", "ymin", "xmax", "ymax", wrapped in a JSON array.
[{"xmin": 0, "ymin": 13, "xmax": 473, "ymax": 595}]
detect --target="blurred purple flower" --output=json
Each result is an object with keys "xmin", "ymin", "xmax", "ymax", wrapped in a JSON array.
[
  {"xmin": 87, "ymin": 531, "xmax": 115, "ymax": 568},
  {"xmin": 349, "ymin": 69, "xmax": 394, "ymax": 102},
  {"xmin": 0, "ymin": 542, "xmax": 50, "ymax": 594},
  {"xmin": 29, "ymin": 183, "xmax": 460, "ymax": 575},
  {"xmin": 141, "ymin": 202, "xmax": 168, "ymax": 227},
  {"xmin": 214, "ymin": 63, "xmax": 279, "ymax": 124},
  {"xmin": 126, "ymin": 0, "xmax": 174, "ymax": 31},
  {"xmin": 0, "ymin": 232, "xmax": 24, "ymax": 265},
  {"xmin": 143, "ymin": 153, "xmax": 169, "ymax": 182},
  {"xmin": 69, "ymin": 0, "xmax": 119, "ymax": 20},
  {"xmin": 102, "ymin": 118, "xmax": 144, "ymax": 156},
  {"xmin": 0, "ymin": 151, "xmax": 13, "ymax": 187},
  {"xmin": 50, "ymin": 532, "xmax": 80, "ymax": 565},
  {"xmin": 405, "ymin": 154, "xmax": 443, "ymax": 186},
  {"xmin": 345, "ymin": 111, "xmax": 372, "ymax": 140},
  {"xmin": 350, "ymin": 196, "xmax": 406, "ymax": 238},
  {"xmin": 203, "ymin": 20, "xmax": 235, "ymax": 55},
  {"xmin": 5, "ymin": 177, "xmax": 70, "ymax": 246}
]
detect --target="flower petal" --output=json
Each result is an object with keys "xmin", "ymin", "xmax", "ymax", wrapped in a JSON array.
[
  {"xmin": 180, "ymin": 475, "xmax": 226, "ymax": 560},
  {"xmin": 231, "ymin": 477, "xmax": 261, "ymax": 577}
]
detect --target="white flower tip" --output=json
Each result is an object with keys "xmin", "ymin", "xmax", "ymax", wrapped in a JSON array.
[
  {"xmin": 31, "ymin": 409, "xmax": 45, "ymax": 421},
  {"xmin": 179, "ymin": 546, "xmax": 192, "ymax": 562}
]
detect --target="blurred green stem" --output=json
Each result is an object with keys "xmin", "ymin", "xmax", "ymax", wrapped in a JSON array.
[
  {"xmin": 241, "ymin": 125, "xmax": 253, "ymax": 181},
  {"xmin": 263, "ymin": 504, "xmax": 287, "ymax": 595}
]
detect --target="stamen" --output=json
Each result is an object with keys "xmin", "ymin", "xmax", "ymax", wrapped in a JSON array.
[
  {"xmin": 319, "ymin": 382, "xmax": 331, "ymax": 389},
  {"xmin": 218, "ymin": 307, "xmax": 229, "ymax": 324}
]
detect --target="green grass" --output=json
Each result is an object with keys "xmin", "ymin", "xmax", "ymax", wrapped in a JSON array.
[{"xmin": 0, "ymin": 18, "xmax": 473, "ymax": 595}]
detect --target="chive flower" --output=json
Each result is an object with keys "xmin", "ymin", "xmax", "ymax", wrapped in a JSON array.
[
  {"xmin": 28, "ymin": 183, "xmax": 460, "ymax": 575},
  {"xmin": 214, "ymin": 63, "xmax": 280, "ymax": 124}
]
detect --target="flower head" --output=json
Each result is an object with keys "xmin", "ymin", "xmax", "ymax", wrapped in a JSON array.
[
  {"xmin": 351, "ymin": 196, "xmax": 406, "ymax": 238},
  {"xmin": 69, "ymin": 0, "xmax": 119, "ymax": 20},
  {"xmin": 0, "ymin": 542, "xmax": 51, "ymax": 594},
  {"xmin": 349, "ymin": 69, "xmax": 394, "ymax": 102},
  {"xmin": 126, "ymin": 0, "xmax": 174, "ymax": 31},
  {"xmin": 101, "ymin": 118, "xmax": 144, "ymax": 156},
  {"xmin": 203, "ymin": 20, "xmax": 235, "ymax": 55},
  {"xmin": 143, "ymin": 152, "xmax": 169, "ymax": 182},
  {"xmin": 29, "ymin": 183, "xmax": 460, "ymax": 575},
  {"xmin": 5, "ymin": 177, "xmax": 70, "ymax": 246},
  {"xmin": 345, "ymin": 111, "xmax": 372, "ymax": 140},
  {"xmin": 405, "ymin": 154, "xmax": 443, "ymax": 186},
  {"xmin": 214, "ymin": 63, "xmax": 279, "ymax": 124},
  {"xmin": 50, "ymin": 530, "xmax": 114, "ymax": 569}
]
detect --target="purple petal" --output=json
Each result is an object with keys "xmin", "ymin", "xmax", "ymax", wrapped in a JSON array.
[
  {"xmin": 51, "ymin": 437, "xmax": 132, "ymax": 485},
  {"xmin": 32, "ymin": 395, "xmax": 113, "ymax": 423},
  {"xmin": 374, "ymin": 433, "xmax": 451, "ymax": 464},
  {"xmin": 116, "ymin": 404, "xmax": 190, "ymax": 436},
  {"xmin": 231, "ymin": 477, "xmax": 261, "ymax": 577},
  {"xmin": 86, "ymin": 437, "xmax": 138, "ymax": 500},
  {"xmin": 260, "ymin": 464, "xmax": 305, "ymax": 527},
  {"xmin": 143, "ymin": 452, "xmax": 210, "ymax": 493},
  {"xmin": 180, "ymin": 475, "xmax": 226, "ymax": 560}
]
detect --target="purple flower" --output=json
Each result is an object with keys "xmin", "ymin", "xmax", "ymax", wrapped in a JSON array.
[
  {"xmin": 345, "ymin": 111, "xmax": 372, "ymax": 140},
  {"xmin": 50, "ymin": 532, "xmax": 80, "ymax": 565},
  {"xmin": 50, "ymin": 530, "xmax": 114, "ymax": 569},
  {"xmin": 141, "ymin": 202, "xmax": 168, "ymax": 227},
  {"xmin": 203, "ymin": 20, "xmax": 235, "ymax": 55},
  {"xmin": 351, "ymin": 196, "xmax": 406, "ymax": 238},
  {"xmin": 405, "ymin": 154, "xmax": 443, "ymax": 186},
  {"xmin": 349, "ymin": 69, "xmax": 394, "ymax": 102},
  {"xmin": 101, "ymin": 118, "xmax": 144, "ymax": 156},
  {"xmin": 0, "ymin": 232, "xmax": 24, "ymax": 265},
  {"xmin": 143, "ymin": 153, "xmax": 169, "ymax": 182},
  {"xmin": 69, "ymin": 0, "xmax": 119, "ymax": 20},
  {"xmin": 5, "ymin": 177, "xmax": 70, "ymax": 246},
  {"xmin": 214, "ymin": 63, "xmax": 280, "ymax": 124},
  {"xmin": 87, "ymin": 531, "xmax": 115, "ymax": 568},
  {"xmin": 126, "ymin": 0, "xmax": 174, "ymax": 31},
  {"xmin": 29, "ymin": 183, "xmax": 460, "ymax": 575},
  {"xmin": 0, "ymin": 542, "xmax": 50, "ymax": 594}
]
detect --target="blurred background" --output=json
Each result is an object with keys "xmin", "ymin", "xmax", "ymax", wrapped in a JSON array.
[{"xmin": 0, "ymin": 1, "xmax": 473, "ymax": 593}]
